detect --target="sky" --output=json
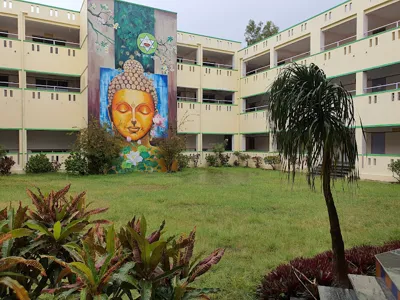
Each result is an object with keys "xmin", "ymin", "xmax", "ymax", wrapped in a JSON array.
[{"xmin": 36, "ymin": 0, "xmax": 343, "ymax": 45}]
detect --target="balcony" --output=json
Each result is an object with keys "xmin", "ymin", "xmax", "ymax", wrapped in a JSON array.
[
  {"xmin": 365, "ymin": 1, "xmax": 400, "ymax": 38},
  {"xmin": 0, "ymin": 129, "xmax": 21, "ymax": 171},
  {"xmin": 244, "ymin": 51, "xmax": 270, "ymax": 77},
  {"xmin": 177, "ymin": 45, "xmax": 198, "ymax": 65},
  {"xmin": 201, "ymin": 103, "xmax": 238, "ymax": 134},
  {"xmin": 202, "ymin": 134, "xmax": 233, "ymax": 152},
  {"xmin": 240, "ymin": 110, "xmax": 270, "ymax": 135},
  {"xmin": 276, "ymin": 36, "xmax": 310, "ymax": 66},
  {"xmin": 177, "ymin": 63, "xmax": 200, "ymax": 88},
  {"xmin": 0, "ymin": 71, "xmax": 21, "ymax": 129},
  {"xmin": 0, "ymin": 15, "xmax": 21, "ymax": 69},
  {"xmin": 177, "ymin": 100, "xmax": 200, "ymax": 133},
  {"xmin": 321, "ymin": 18, "xmax": 357, "ymax": 51},
  {"xmin": 202, "ymin": 67, "xmax": 238, "ymax": 91},
  {"xmin": 243, "ymin": 134, "xmax": 270, "ymax": 153}
]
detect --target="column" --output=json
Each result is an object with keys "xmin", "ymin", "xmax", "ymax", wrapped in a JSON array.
[
  {"xmin": 356, "ymin": 11, "xmax": 368, "ymax": 39},
  {"xmin": 196, "ymin": 133, "xmax": 202, "ymax": 152},
  {"xmin": 269, "ymin": 132, "xmax": 277, "ymax": 153},
  {"xmin": 196, "ymin": 43, "xmax": 203, "ymax": 66},
  {"xmin": 356, "ymin": 71, "xmax": 367, "ymax": 95},
  {"xmin": 241, "ymin": 135, "xmax": 246, "ymax": 151},
  {"xmin": 241, "ymin": 59, "xmax": 246, "ymax": 77},
  {"xmin": 310, "ymin": 29, "xmax": 324, "ymax": 54},
  {"xmin": 270, "ymin": 49, "xmax": 277, "ymax": 68}
]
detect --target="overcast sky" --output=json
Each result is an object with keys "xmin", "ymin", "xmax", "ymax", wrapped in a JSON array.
[{"xmin": 37, "ymin": 0, "xmax": 342, "ymax": 45}]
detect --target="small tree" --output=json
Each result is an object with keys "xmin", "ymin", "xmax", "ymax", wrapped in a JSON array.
[
  {"xmin": 245, "ymin": 20, "xmax": 279, "ymax": 46},
  {"xmin": 388, "ymin": 159, "xmax": 400, "ymax": 183},
  {"xmin": 253, "ymin": 156, "xmax": 263, "ymax": 168},
  {"xmin": 0, "ymin": 145, "xmax": 15, "ymax": 175},
  {"xmin": 25, "ymin": 154, "xmax": 54, "ymax": 173},
  {"xmin": 264, "ymin": 155, "xmax": 281, "ymax": 170},
  {"xmin": 269, "ymin": 63, "xmax": 358, "ymax": 287},
  {"xmin": 73, "ymin": 119, "xmax": 123, "ymax": 175},
  {"xmin": 154, "ymin": 134, "xmax": 186, "ymax": 173}
]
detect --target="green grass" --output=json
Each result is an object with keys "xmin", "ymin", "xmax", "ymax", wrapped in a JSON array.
[{"xmin": 0, "ymin": 168, "xmax": 399, "ymax": 299}]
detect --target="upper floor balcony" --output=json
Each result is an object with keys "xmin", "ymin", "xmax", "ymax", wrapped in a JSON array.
[
  {"xmin": 0, "ymin": 69, "xmax": 21, "ymax": 129},
  {"xmin": 321, "ymin": 17, "xmax": 357, "ymax": 51},
  {"xmin": 202, "ymin": 51, "xmax": 238, "ymax": 91},
  {"xmin": 364, "ymin": 1, "xmax": 400, "ymax": 38}
]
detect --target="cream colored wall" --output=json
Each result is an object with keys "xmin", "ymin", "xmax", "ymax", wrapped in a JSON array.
[
  {"xmin": 239, "ymin": 111, "xmax": 269, "ymax": 134},
  {"xmin": 386, "ymin": 132, "xmax": 400, "ymax": 154},
  {"xmin": 202, "ymin": 67, "xmax": 238, "ymax": 91},
  {"xmin": 177, "ymin": 101, "xmax": 201, "ymax": 133},
  {"xmin": 177, "ymin": 63, "xmax": 200, "ymax": 89},
  {"xmin": 201, "ymin": 104, "xmax": 238, "ymax": 134},
  {"xmin": 359, "ymin": 155, "xmax": 399, "ymax": 182},
  {"xmin": 0, "ymin": 38, "xmax": 21, "ymax": 69},
  {"xmin": 0, "ymin": 88, "xmax": 22, "ymax": 128},
  {"xmin": 177, "ymin": 31, "xmax": 241, "ymax": 52}
]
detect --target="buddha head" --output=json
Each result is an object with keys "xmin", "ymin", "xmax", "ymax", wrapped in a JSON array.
[{"xmin": 108, "ymin": 59, "xmax": 158, "ymax": 142}]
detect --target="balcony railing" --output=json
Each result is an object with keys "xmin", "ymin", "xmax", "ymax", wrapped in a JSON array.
[
  {"xmin": 246, "ymin": 65, "xmax": 270, "ymax": 76},
  {"xmin": 25, "ymin": 36, "xmax": 80, "ymax": 48},
  {"xmin": 0, "ymin": 81, "xmax": 19, "ymax": 88},
  {"xmin": 364, "ymin": 82, "xmax": 400, "ymax": 94},
  {"xmin": 203, "ymin": 99, "xmax": 233, "ymax": 104},
  {"xmin": 26, "ymin": 84, "xmax": 80, "ymax": 92},
  {"xmin": 177, "ymin": 58, "xmax": 197, "ymax": 65},
  {"xmin": 321, "ymin": 35, "xmax": 357, "ymax": 51},
  {"xmin": 203, "ymin": 62, "xmax": 233, "ymax": 69},
  {"xmin": 365, "ymin": 20, "xmax": 400, "ymax": 37},
  {"xmin": 348, "ymin": 90, "xmax": 356, "ymax": 96},
  {"xmin": 177, "ymin": 96, "xmax": 197, "ymax": 102},
  {"xmin": 244, "ymin": 105, "xmax": 268, "ymax": 112},
  {"xmin": 277, "ymin": 51, "xmax": 310, "ymax": 65},
  {"xmin": 0, "ymin": 32, "xmax": 18, "ymax": 39}
]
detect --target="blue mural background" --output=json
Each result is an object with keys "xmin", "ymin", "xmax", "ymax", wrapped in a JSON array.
[{"xmin": 99, "ymin": 67, "xmax": 169, "ymax": 138}]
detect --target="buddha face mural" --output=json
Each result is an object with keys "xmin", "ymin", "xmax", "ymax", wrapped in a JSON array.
[{"xmin": 108, "ymin": 59, "xmax": 158, "ymax": 142}]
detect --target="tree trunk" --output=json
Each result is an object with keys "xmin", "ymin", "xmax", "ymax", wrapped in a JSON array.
[{"xmin": 322, "ymin": 150, "xmax": 350, "ymax": 288}]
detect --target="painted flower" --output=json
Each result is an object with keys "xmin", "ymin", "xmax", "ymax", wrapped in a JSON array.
[
  {"xmin": 97, "ymin": 17, "xmax": 105, "ymax": 25},
  {"xmin": 126, "ymin": 151, "xmax": 143, "ymax": 166},
  {"xmin": 153, "ymin": 114, "xmax": 166, "ymax": 128},
  {"xmin": 104, "ymin": 45, "xmax": 109, "ymax": 53},
  {"xmin": 89, "ymin": 3, "xmax": 96, "ymax": 10},
  {"xmin": 113, "ymin": 23, "xmax": 120, "ymax": 30},
  {"xmin": 100, "ymin": 4, "xmax": 109, "ymax": 10},
  {"xmin": 150, "ymin": 129, "xmax": 157, "ymax": 137},
  {"xmin": 126, "ymin": 136, "xmax": 132, "ymax": 143},
  {"xmin": 137, "ymin": 140, "xmax": 142, "ymax": 145}
]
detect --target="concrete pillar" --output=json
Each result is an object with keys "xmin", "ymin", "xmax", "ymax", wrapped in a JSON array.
[
  {"xmin": 197, "ymin": 87, "xmax": 202, "ymax": 103},
  {"xmin": 196, "ymin": 43, "xmax": 203, "ymax": 65},
  {"xmin": 196, "ymin": 133, "xmax": 202, "ymax": 152},
  {"xmin": 241, "ymin": 135, "xmax": 246, "ymax": 151},
  {"xmin": 269, "ymin": 132, "xmax": 277, "ymax": 153},
  {"xmin": 310, "ymin": 28, "xmax": 324, "ymax": 54},
  {"xmin": 241, "ymin": 59, "xmax": 246, "ymax": 77},
  {"xmin": 20, "ymin": 130, "xmax": 27, "ymax": 167},
  {"xmin": 270, "ymin": 49, "xmax": 278, "ymax": 68},
  {"xmin": 357, "ymin": 11, "xmax": 368, "ymax": 39},
  {"xmin": 356, "ymin": 71, "xmax": 367, "ymax": 95}
]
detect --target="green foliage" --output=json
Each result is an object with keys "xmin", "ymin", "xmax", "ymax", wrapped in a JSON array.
[
  {"xmin": 205, "ymin": 154, "xmax": 218, "ymax": 167},
  {"xmin": 0, "ymin": 145, "xmax": 6, "ymax": 158},
  {"xmin": 65, "ymin": 152, "xmax": 89, "ymax": 175},
  {"xmin": 0, "ymin": 156, "xmax": 15, "ymax": 175},
  {"xmin": 239, "ymin": 154, "xmax": 251, "ymax": 167},
  {"xmin": 252, "ymin": 156, "xmax": 263, "ymax": 168},
  {"xmin": 177, "ymin": 153, "xmax": 190, "ymax": 171},
  {"xmin": 189, "ymin": 153, "xmax": 201, "ymax": 168},
  {"xmin": 211, "ymin": 141, "xmax": 231, "ymax": 167},
  {"xmin": 245, "ymin": 20, "xmax": 279, "ymax": 46},
  {"xmin": 264, "ymin": 155, "xmax": 281, "ymax": 170},
  {"xmin": 73, "ymin": 119, "xmax": 123, "ymax": 175},
  {"xmin": 154, "ymin": 134, "xmax": 186, "ymax": 172},
  {"xmin": 25, "ymin": 154, "xmax": 54, "ymax": 173},
  {"xmin": 388, "ymin": 159, "xmax": 400, "ymax": 182}
]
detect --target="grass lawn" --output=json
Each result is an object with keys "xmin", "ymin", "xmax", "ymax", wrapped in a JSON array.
[{"xmin": 0, "ymin": 168, "xmax": 399, "ymax": 299}]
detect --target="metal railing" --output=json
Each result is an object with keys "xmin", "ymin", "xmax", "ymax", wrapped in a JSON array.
[
  {"xmin": 177, "ymin": 58, "xmax": 197, "ymax": 65},
  {"xmin": 177, "ymin": 96, "xmax": 197, "ymax": 102},
  {"xmin": 364, "ymin": 82, "xmax": 400, "ymax": 93},
  {"xmin": 365, "ymin": 20, "xmax": 400, "ymax": 37},
  {"xmin": 203, "ymin": 62, "xmax": 233, "ymax": 69},
  {"xmin": 203, "ymin": 99, "xmax": 233, "ymax": 104},
  {"xmin": 244, "ymin": 105, "xmax": 269, "ymax": 112},
  {"xmin": 348, "ymin": 90, "xmax": 356, "ymax": 96},
  {"xmin": 0, "ymin": 81, "xmax": 19, "ymax": 88},
  {"xmin": 277, "ymin": 51, "xmax": 310, "ymax": 65},
  {"xmin": 0, "ymin": 32, "xmax": 18, "ymax": 39},
  {"xmin": 246, "ymin": 65, "xmax": 270, "ymax": 76},
  {"xmin": 321, "ymin": 35, "xmax": 357, "ymax": 51},
  {"xmin": 26, "ymin": 84, "xmax": 80, "ymax": 92},
  {"xmin": 25, "ymin": 35, "xmax": 80, "ymax": 48}
]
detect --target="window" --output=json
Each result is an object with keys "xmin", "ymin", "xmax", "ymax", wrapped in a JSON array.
[
  {"xmin": 50, "ymin": 9, "xmax": 53, "ymax": 16},
  {"xmin": 0, "ymin": 30, "xmax": 8, "ymax": 38},
  {"xmin": 0, "ymin": 75, "xmax": 9, "ymax": 87},
  {"xmin": 36, "ymin": 6, "xmax": 39, "ymax": 13}
]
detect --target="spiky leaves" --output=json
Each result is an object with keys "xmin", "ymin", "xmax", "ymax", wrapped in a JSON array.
[{"xmin": 269, "ymin": 63, "xmax": 358, "ymax": 185}]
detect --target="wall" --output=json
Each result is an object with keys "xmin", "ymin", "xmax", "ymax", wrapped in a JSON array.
[{"xmin": 386, "ymin": 131, "xmax": 400, "ymax": 154}]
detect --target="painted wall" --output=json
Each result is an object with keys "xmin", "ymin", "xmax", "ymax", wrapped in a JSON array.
[{"xmin": 87, "ymin": 0, "xmax": 177, "ymax": 172}]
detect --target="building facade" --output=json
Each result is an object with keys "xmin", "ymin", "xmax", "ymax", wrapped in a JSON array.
[{"xmin": 0, "ymin": 0, "xmax": 399, "ymax": 180}]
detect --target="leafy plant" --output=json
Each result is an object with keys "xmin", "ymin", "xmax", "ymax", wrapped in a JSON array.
[
  {"xmin": 252, "ymin": 156, "xmax": 263, "ymax": 168},
  {"xmin": 0, "ymin": 145, "xmax": 6, "ymax": 158},
  {"xmin": 73, "ymin": 118, "xmax": 123, "ymax": 175},
  {"xmin": 189, "ymin": 153, "xmax": 201, "ymax": 168},
  {"xmin": 239, "ymin": 154, "xmax": 251, "ymax": 167},
  {"xmin": 25, "ymin": 154, "xmax": 53, "ymax": 173},
  {"xmin": 154, "ymin": 134, "xmax": 186, "ymax": 173},
  {"xmin": 65, "ymin": 152, "xmax": 89, "ymax": 175},
  {"xmin": 264, "ymin": 155, "xmax": 281, "ymax": 170},
  {"xmin": 388, "ymin": 159, "xmax": 400, "ymax": 183},
  {"xmin": 269, "ymin": 63, "xmax": 358, "ymax": 287},
  {"xmin": 177, "ymin": 154, "xmax": 190, "ymax": 171},
  {"xmin": 51, "ymin": 161, "xmax": 62, "ymax": 172},
  {"xmin": 233, "ymin": 151, "xmax": 241, "ymax": 167},
  {"xmin": 257, "ymin": 241, "xmax": 400, "ymax": 300},
  {"xmin": 205, "ymin": 154, "xmax": 217, "ymax": 167},
  {"xmin": 0, "ymin": 156, "xmax": 15, "ymax": 175}
]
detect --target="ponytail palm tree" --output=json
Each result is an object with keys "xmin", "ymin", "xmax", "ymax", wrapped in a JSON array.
[{"xmin": 269, "ymin": 63, "xmax": 358, "ymax": 287}]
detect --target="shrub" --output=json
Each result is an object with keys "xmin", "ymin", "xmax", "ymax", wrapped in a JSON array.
[
  {"xmin": 253, "ymin": 156, "xmax": 263, "ymax": 168},
  {"xmin": 233, "ymin": 151, "xmax": 241, "ymax": 166},
  {"xmin": 190, "ymin": 153, "xmax": 201, "ymax": 167},
  {"xmin": 264, "ymin": 155, "xmax": 281, "ymax": 170},
  {"xmin": 220, "ymin": 153, "xmax": 231, "ymax": 167},
  {"xmin": 0, "ymin": 156, "xmax": 15, "ymax": 175},
  {"xmin": 51, "ymin": 160, "xmax": 62, "ymax": 172},
  {"xmin": 25, "ymin": 154, "xmax": 54, "ymax": 173},
  {"xmin": 154, "ymin": 134, "xmax": 186, "ymax": 172},
  {"xmin": 257, "ymin": 241, "xmax": 400, "ymax": 299},
  {"xmin": 205, "ymin": 154, "xmax": 218, "ymax": 167},
  {"xmin": 388, "ymin": 159, "xmax": 400, "ymax": 182},
  {"xmin": 240, "ymin": 153, "xmax": 251, "ymax": 167},
  {"xmin": 177, "ymin": 153, "xmax": 190, "ymax": 171},
  {"xmin": 65, "ymin": 152, "xmax": 88, "ymax": 175},
  {"xmin": 74, "ymin": 118, "xmax": 123, "ymax": 174},
  {"xmin": 0, "ymin": 145, "xmax": 6, "ymax": 158}
]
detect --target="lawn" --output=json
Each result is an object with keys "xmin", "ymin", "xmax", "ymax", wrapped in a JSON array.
[{"xmin": 0, "ymin": 168, "xmax": 399, "ymax": 299}]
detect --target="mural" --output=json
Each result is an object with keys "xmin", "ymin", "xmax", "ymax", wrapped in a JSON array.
[{"xmin": 87, "ymin": 0, "xmax": 177, "ymax": 172}]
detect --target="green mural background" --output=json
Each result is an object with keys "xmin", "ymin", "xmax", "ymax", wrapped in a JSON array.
[{"xmin": 114, "ymin": 2, "xmax": 155, "ymax": 73}]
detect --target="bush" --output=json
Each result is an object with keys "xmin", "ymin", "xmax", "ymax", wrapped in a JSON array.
[
  {"xmin": 205, "ymin": 154, "xmax": 218, "ymax": 167},
  {"xmin": 190, "ymin": 153, "xmax": 201, "ymax": 167},
  {"xmin": 177, "ymin": 153, "xmax": 190, "ymax": 171},
  {"xmin": 0, "ymin": 145, "xmax": 6, "ymax": 158},
  {"xmin": 74, "ymin": 118, "xmax": 123, "ymax": 174},
  {"xmin": 154, "ymin": 134, "xmax": 186, "ymax": 172},
  {"xmin": 240, "ymin": 153, "xmax": 251, "ymax": 167},
  {"xmin": 0, "ymin": 184, "xmax": 225, "ymax": 299},
  {"xmin": 388, "ymin": 159, "xmax": 400, "ymax": 182},
  {"xmin": 253, "ymin": 156, "xmax": 263, "ymax": 168},
  {"xmin": 25, "ymin": 154, "xmax": 54, "ymax": 173},
  {"xmin": 0, "ymin": 156, "xmax": 15, "ymax": 175},
  {"xmin": 65, "ymin": 152, "xmax": 88, "ymax": 175},
  {"xmin": 257, "ymin": 241, "xmax": 400, "ymax": 299},
  {"xmin": 264, "ymin": 155, "xmax": 281, "ymax": 170}
]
